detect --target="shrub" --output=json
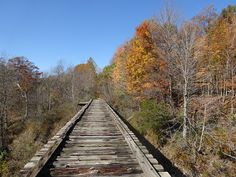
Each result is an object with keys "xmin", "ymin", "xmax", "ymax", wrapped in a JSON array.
[
  {"xmin": 0, "ymin": 151, "xmax": 8, "ymax": 176},
  {"xmin": 130, "ymin": 100, "xmax": 171, "ymax": 145}
]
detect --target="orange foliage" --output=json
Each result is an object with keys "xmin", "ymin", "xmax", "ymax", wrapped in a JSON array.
[
  {"xmin": 9, "ymin": 57, "xmax": 41, "ymax": 92},
  {"xmin": 136, "ymin": 21, "xmax": 150, "ymax": 38},
  {"xmin": 112, "ymin": 43, "xmax": 129, "ymax": 89},
  {"xmin": 125, "ymin": 21, "xmax": 168, "ymax": 99}
]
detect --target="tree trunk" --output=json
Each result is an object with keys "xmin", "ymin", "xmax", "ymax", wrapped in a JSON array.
[
  {"xmin": 183, "ymin": 81, "xmax": 188, "ymax": 139},
  {"xmin": 0, "ymin": 112, "xmax": 3, "ymax": 149},
  {"xmin": 207, "ymin": 82, "xmax": 210, "ymax": 96},
  {"xmin": 168, "ymin": 78, "xmax": 175, "ymax": 114},
  {"xmin": 16, "ymin": 83, "xmax": 29, "ymax": 119},
  {"xmin": 231, "ymin": 68, "xmax": 234, "ymax": 114},
  {"xmin": 48, "ymin": 92, "xmax": 51, "ymax": 111},
  {"xmin": 3, "ymin": 107, "xmax": 8, "ymax": 150},
  {"xmin": 223, "ymin": 77, "xmax": 226, "ymax": 102},
  {"xmin": 0, "ymin": 95, "xmax": 8, "ymax": 150},
  {"xmin": 71, "ymin": 72, "xmax": 76, "ymax": 109},
  {"xmin": 198, "ymin": 103, "xmax": 207, "ymax": 151},
  {"xmin": 24, "ymin": 91, "xmax": 29, "ymax": 119},
  {"xmin": 71, "ymin": 81, "xmax": 75, "ymax": 103}
]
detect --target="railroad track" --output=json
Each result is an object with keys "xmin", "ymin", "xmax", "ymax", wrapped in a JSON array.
[{"xmin": 20, "ymin": 99, "xmax": 171, "ymax": 177}]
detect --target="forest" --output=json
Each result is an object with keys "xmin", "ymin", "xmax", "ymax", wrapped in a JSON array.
[{"xmin": 0, "ymin": 4, "xmax": 236, "ymax": 177}]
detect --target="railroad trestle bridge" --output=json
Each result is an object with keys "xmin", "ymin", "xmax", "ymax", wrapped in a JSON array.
[{"xmin": 20, "ymin": 99, "xmax": 176, "ymax": 177}]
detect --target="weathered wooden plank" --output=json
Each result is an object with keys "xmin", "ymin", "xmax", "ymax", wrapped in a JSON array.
[
  {"xmin": 52, "ymin": 161, "xmax": 140, "ymax": 168},
  {"xmin": 154, "ymin": 164, "xmax": 165, "ymax": 171},
  {"xmin": 66, "ymin": 140, "xmax": 127, "ymax": 144},
  {"xmin": 159, "ymin": 171, "xmax": 172, "ymax": 177},
  {"xmin": 58, "ymin": 154, "xmax": 135, "ymax": 158},
  {"xmin": 56, "ymin": 156, "xmax": 136, "ymax": 161},
  {"xmin": 51, "ymin": 174, "xmax": 144, "ymax": 177},
  {"xmin": 50, "ymin": 166, "xmax": 143, "ymax": 177},
  {"xmin": 60, "ymin": 151, "xmax": 133, "ymax": 156},
  {"xmin": 68, "ymin": 135, "xmax": 124, "ymax": 139}
]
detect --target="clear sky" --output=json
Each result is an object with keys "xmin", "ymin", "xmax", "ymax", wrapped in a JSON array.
[{"xmin": 0, "ymin": 0, "xmax": 235, "ymax": 71}]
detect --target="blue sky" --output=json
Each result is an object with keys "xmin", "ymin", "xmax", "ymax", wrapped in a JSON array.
[{"xmin": 0, "ymin": 0, "xmax": 235, "ymax": 71}]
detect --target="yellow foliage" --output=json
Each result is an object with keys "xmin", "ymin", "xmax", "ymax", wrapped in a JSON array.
[
  {"xmin": 112, "ymin": 44, "xmax": 129, "ymax": 89},
  {"xmin": 125, "ymin": 21, "xmax": 167, "ymax": 98},
  {"xmin": 208, "ymin": 18, "xmax": 230, "ymax": 71}
]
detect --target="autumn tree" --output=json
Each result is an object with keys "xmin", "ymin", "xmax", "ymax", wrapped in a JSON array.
[
  {"xmin": 126, "ymin": 21, "xmax": 168, "ymax": 101},
  {"xmin": 175, "ymin": 22, "xmax": 198, "ymax": 139},
  {"xmin": 50, "ymin": 63, "xmax": 65, "ymax": 109},
  {"xmin": 112, "ymin": 43, "xmax": 130, "ymax": 90},
  {"xmin": 74, "ymin": 58, "xmax": 97, "ymax": 101},
  {"xmin": 0, "ymin": 58, "xmax": 13, "ymax": 150},
  {"xmin": 153, "ymin": 4, "xmax": 179, "ymax": 109},
  {"xmin": 97, "ymin": 65, "xmax": 114, "ymax": 101},
  {"xmin": 220, "ymin": 7, "xmax": 236, "ymax": 113},
  {"xmin": 8, "ymin": 57, "xmax": 41, "ymax": 119},
  {"xmin": 221, "ymin": 5, "xmax": 236, "ymax": 23},
  {"xmin": 195, "ymin": 6, "xmax": 235, "ymax": 97}
]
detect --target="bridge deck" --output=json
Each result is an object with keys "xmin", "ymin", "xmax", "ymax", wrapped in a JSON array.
[
  {"xmin": 21, "ymin": 99, "xmax": 171, "ymax": 177},
  {"xmin": 48, "ymin": 99, "xmax": 144, "ymax": 176}
]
